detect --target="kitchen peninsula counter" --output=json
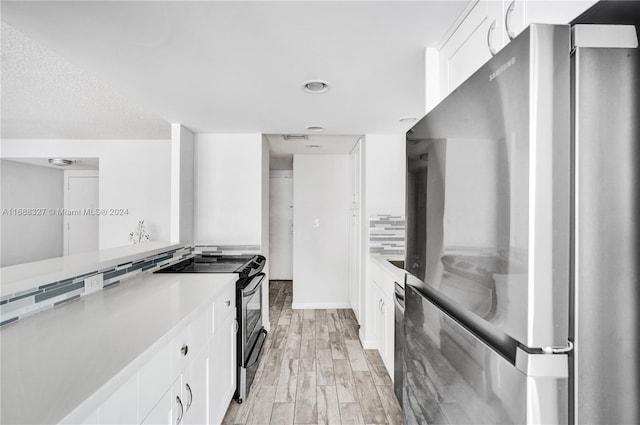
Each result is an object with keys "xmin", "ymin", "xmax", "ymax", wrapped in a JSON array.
[{"xmin": 0, "ymin": 271, "xmax": 236, "ymax": 424}]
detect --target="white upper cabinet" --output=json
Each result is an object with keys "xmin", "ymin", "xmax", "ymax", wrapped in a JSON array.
[
  {"xmin": 506, "ymin": 0, "xmax": 598, "ymax": 40},
  {"xmin": 438, "ymin": 0, "xmax": 505, "ymax": 97},
  {"xmin": 437, "ymin": 0, "xmax": 598, "ymax": 98}
]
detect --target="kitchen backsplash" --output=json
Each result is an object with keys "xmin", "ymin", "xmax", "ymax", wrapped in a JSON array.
[
  {"xmin": 194, "ymin": 244, "xmax": 261, "ymax": 255},
  {"xmin": 0, "ymin": 246, "xmax": 194, "ymax": 327},
  {"xmin": 369, "ymin": 214, "xmax": 406, "ymax": 255}
]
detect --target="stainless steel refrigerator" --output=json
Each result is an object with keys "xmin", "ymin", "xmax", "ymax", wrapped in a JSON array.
[{"xmin": 403, "ymin": 23, "xmax": 639, "ymax": 424}]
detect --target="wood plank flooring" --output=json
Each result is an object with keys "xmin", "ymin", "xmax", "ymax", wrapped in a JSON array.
[{"xmin": 222, "ymin": 280, "xmax": 402, "ymax": 425}]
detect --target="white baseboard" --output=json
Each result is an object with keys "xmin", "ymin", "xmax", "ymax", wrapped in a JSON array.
[
  {"xmin": 360, "ymin": 339, "xmax": 377, "ymax": 350},
  {"xmin": 291, "ymin": 302, "xmax": 352, "ymax": 310},
  {"xmin": 359, "ymin": 328, "xmax": 377, "ymax": 349}
]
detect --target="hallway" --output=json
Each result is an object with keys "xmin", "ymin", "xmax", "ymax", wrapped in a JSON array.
[{"xmin": 222, "ymin": 280, "xmax": 402, "ymax": 425}]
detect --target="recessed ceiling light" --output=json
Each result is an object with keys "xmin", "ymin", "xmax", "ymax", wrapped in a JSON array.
[
  {"xmin": 399, "ymin": 117, "xmax": 418, "ymax": 123},
  {"xmin": 306, "ymin": 125, "xmax": 325, "ymax": 132},
  {"xmin": 283, "ymin": 134, "xmax": 308, "ymax": 141},
  {"xmin": 48, "ymin": 158, "xmax": 75, "ymax": 167},
  {"xmin": 302, "ymin": 80, "xmax": 330, "ymax": 94},
  {"xmin": 305, "ymin": 145, "xmax": 322, "ymax": 149}
]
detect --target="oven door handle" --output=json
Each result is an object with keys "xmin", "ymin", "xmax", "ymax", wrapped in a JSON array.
[
  {"xmin": 245, "ymin": 328, "xmax": 267, "ymax": 368},
  {"xmin": 242, "ymin": 273, "xmax": 265, "ymax": 297}
]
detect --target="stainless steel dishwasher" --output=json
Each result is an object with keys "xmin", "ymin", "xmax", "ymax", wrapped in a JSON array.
[{"xmin": 393, "ymin": 280, "xmax": 405, "ymax": 403}]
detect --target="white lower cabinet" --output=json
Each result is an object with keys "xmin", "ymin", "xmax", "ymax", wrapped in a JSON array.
[
  {"xmin": 81, "ymin": 285, "xmax": 237, "ymax": 425},
  {"xmin": 141, "ymin": 385, "xmax": 172, "ymax": 425},
  {"xmin": 138, "ymin": 345, "xmax": 172, "ymax": 421},
  {"xmin": 209, "ymin": 312, "xmax": 236, "ymax": 424},
  {"xmin": 371, "ymin": 282, "xmax": 394, "ymax": 376},
  {"xmin": 98, "ymin": 374, "xmax": 138, "ymax": 424},
  {"xmin": 182, "ymin": 347, "xmax": 209, "ymax": 425}
]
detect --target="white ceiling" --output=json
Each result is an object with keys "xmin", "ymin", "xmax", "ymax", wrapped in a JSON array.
[
  {"xmin": 268, "ymin": 134, "xmax": 360, "ymax": 169},
  {"xmin": 0, "ymin": 1, "xmax": 469, "ymax": 139},
  {"xmin": 0, "ymin": 24, "xmax": 170, "ymax": 139}
]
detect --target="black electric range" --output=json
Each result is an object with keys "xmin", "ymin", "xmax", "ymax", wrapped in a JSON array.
[{"xmin": 155, "ymin": 253, "xmax": 267, "ymax": 403}]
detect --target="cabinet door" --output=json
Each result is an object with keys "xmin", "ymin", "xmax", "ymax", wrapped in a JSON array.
[
  {"xmin": 139, "ymin": 345, "xmax": 172, "ymax": 421},
  {"xmin": 381, "ymin": 294, "xmax": 395, "ymax": 378},
  {"xmin": 183, "ymin": 348, "xmax": 209, "ymax": 425},
  {"xmin": 372, "ymin": 284, "xmax": 384, "ymax": 353},
  {"xmin": 439, "ymin": 0, "xmax": 504, "ymax": 96},
  {"xmin": 505, "ymin": 0, "xmax": 598, "ymax": 40},
  {"xmin": 142, "ymin": 377, "xmax": 183, "ymax": 425},
  {"xmin": 142, "ymin": 389, "xmax": 171, "ymax": 425},
  {"xmin": 97, "ymin": 374, "xmax": 138, "ymax": 425},
  {"xmin": 349, "ymin": 141, "xmax": 362, "ymax": 209},
  {"xmin": 209, "ymin": 313, "xmax": 236, "ymax": 424}
]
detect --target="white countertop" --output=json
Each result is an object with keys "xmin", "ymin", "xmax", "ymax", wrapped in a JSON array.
[
  {"xmin": 370, "ymin": 254, "xmax": 406, "ymax": 286},
  {"xmin": 1, "ymin": 241, "xmax": 185, "ymax": 297},
  {"xmin": 0, "ymin": 271, "xmax": 236, "ymax": 425}
]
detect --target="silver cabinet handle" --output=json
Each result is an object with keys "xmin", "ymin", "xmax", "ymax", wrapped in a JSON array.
[
  {"xmin": 378, "ymin": 299, "xmax": 383, "ymax": 312},
  {"xmin": 225, "ymin": 300, "xmax": 231, "ymax": 306},
  {"xmin": 505, "ymin": 0, "xmax": 516, "ymax": 41},
  {"xmin": 234, "ymin": 318, "xmax": 239, "ymax": 333},
  {"xmin": 175, "ymin": 395, "xmax": 184, "ymax": 425},
  {"xmin": 185, "ymin": 383, "xmax": 193, "ymax": 411},
  {"xmin": 487, "ymin": 19, "xmax": 497, "ymax": 56}
]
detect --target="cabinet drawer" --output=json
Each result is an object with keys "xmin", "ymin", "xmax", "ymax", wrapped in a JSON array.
[
  {"xmin": 169, "ymin": 323, "xmax": 192, "ymax": 377},
  {"xmin": 189, "ymin": 305, "xmax": 212, "ymax": 356},
  {"xmin": 213, "ymin": 283, "xmax": 236, "ymax": 333}
]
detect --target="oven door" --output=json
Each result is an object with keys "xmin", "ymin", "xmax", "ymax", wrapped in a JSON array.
[{"xmin": 241, "ymin": 273, "xmax": 265, "ymax": 353}]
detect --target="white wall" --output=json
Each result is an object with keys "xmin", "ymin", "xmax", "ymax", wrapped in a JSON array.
[
  {"xmin": 171, "ymin": 124, "xmax": 195, "ymax": 243},
  {"xmin": 0, "ymin": 139, "xmax": 171, "ymax": 249},
  {"xmin": 194, "ymin": 134, "xmax": 263, "ymax": 245},
  {"xmin": 0, "ymin": 160, "xmax": 64, "ymax": 266},
  {"xmin": 293, "ymin": 154, "xmax": 350, "ymax": 309}
]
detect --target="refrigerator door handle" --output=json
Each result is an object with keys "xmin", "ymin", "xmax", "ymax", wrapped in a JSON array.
[
  {"xmin": 515, "ymin": 347, "xmax": 569, "ymax": 377},
  {"xmin": 541, "ymin": 340, "xmax": 574, "ymax": 355}
]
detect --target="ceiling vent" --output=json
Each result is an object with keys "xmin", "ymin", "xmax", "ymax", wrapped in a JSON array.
[{"xmin": 283, "ymin": 134, "xmax": 308, "ymax": 141}]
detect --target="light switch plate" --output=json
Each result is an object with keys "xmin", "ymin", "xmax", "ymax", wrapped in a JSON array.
[{"xmin": 84, "ymin": 274, "xmax": 104, "ymax": 294}]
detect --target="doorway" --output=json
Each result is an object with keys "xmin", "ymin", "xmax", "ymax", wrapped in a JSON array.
[
  {"xmin": 64, "ymin": 171, "xmax": 99, "ymax": 255},
  {"xmin": 269, "ymin": 170, "xmax": 293, "ymax": 280}
]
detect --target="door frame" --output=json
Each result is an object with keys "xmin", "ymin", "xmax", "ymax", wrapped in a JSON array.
[{"xmin": 63, "ymin": 170, "xmax": 99, "ymax": 255}]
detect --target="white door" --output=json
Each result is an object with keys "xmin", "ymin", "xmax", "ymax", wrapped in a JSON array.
[
  {"xmin": 269, "ymin": 172, "xmax": 293, "ymax": 280},
  {"xmin": 65, "ymin": 173, "xmax": 99, "ymax": 255}
]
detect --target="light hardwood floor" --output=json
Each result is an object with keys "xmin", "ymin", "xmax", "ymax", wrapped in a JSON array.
[{"xmin": 222, "ymin": 281, "xmax": 402, "ymax": 425}]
